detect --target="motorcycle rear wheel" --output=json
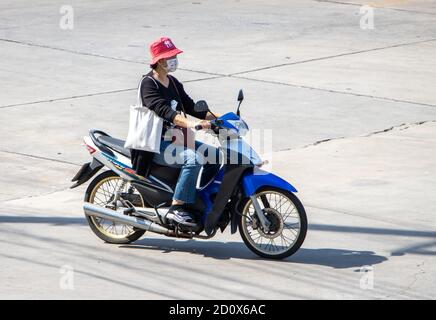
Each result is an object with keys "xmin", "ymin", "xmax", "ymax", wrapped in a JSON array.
[
  {"xmin": 84, "ymin": 170, "xmax": 146, "ymax": 244},
  {"xmin": 238, "ymin": 187, "xmax": 307, "ymax": 260}
]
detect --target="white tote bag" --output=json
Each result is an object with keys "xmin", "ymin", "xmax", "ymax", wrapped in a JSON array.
[{"xmin": 124, "ymin": 76, "xmax": 163, "ymax": 153}]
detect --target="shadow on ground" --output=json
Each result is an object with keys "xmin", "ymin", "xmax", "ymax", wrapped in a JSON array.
[
  {"xmin": 120, "ymin": 238, "xmax": 388, "ymax": 268},
  {"xmin": 0, "ymin": 215, "xmax": 86, "ymax": 225},
  {"xmin": 6, "ymin": 214, "xmax": 436, "ymax": 262}
]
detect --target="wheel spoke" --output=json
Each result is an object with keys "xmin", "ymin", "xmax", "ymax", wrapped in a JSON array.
[
  {"xmin": 283, "ymin": 221, "xmax": 300, "ymax": 229},
  {"xmin": 280, "ymin": 234, "xmax": 292, "ymax": 246},
  {"xmin": 282, "ymin": 206, "xmax": 297, "ymax": 221},
  {"xmin": 282, "ymin": 231, "xmax": 297, "ymax": 243}
]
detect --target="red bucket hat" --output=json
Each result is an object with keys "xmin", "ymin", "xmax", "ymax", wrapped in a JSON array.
[{"xmin": 149, "ymin": 37, "xmax": 183, "ymax": 65}]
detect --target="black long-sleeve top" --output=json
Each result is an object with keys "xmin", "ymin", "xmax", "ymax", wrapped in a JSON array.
[
  {"xmin": 131, "ymin": 72, "xmax": 208, "ymax": 176},
  {"xmin": 141, "ymin": 71, "xmax": 207, "ymax": 126}
]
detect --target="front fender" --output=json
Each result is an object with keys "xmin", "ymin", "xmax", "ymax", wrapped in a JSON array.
[{"xmin": 241, "ymin": 169, "xmax": 297, "ymax": 197}]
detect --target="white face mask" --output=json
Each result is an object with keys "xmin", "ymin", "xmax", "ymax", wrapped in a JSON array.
[{"xmin": 164, "ymin": 57, "xmax": 178, "ymax": 73}]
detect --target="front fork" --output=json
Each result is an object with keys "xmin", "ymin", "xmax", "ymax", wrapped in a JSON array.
[{"xmin": 249, "ymin": 195, "xmax": 271, "ymax": 232}]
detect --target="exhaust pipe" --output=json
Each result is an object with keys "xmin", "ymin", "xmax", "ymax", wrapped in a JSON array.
[{"xmin": 83, "ymin": 202, "xmax": 173, "ymax": 236}]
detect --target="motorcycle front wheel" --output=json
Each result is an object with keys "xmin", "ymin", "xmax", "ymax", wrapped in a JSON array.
[{"xmin": 238, "ymin": 187, "xmax": 307, "ymax": 260}]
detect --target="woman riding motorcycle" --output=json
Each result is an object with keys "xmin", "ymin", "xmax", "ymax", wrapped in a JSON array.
[{"xmin": 131, "ymin": 37, "xmax": 219, "ymax": 227}]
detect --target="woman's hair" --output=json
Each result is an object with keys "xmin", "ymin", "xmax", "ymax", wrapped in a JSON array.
[{"xmin": 150, "ymin": 62, "xmax": 158, "ymax": 70}]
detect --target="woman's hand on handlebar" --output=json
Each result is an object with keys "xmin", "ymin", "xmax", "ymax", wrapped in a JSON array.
[
  {"xmin": 174, "ymin": 115, "xmax": 211, "ymax": 130},
  {"xmin": 193, "ymin": 120, "xmax": 211, "ymax": 130}
]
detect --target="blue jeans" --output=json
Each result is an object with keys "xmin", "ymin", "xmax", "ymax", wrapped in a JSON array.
[{"xmin": 152, "ymin": 140, "xmax": 221, "ymax": 204}]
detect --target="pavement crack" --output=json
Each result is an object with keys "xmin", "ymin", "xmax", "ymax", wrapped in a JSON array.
[
  {"xmin": 0, "ymin": 88, "xmax": 136, "ymax": 109},
  {"xmin": 2, "ymin": 186, "xmax": 73, "ymax": 203},
  {"xmin": 0, "ymin": 76, "xmax": 224, "ymax": 109},
  {"xmin": 0, "ymin": 38, "xmax": 226, "ymax": 78},
  {"xmin": 363, "ymin": 120, "xmax": 436, "ymax": 137},
  {"xmin": 185, "ymin": 75, "xmax": 226, "ymax": 83},
  {"xmin": 278, "ymin": 120, "xmax": 436, "ymax": 151},
  {"xmin": 0, "ymin": 150, "xmax": 81, "ymax": 167},
  {"xmin": 314, "ymin": 0, "xmax": 436, "ymax": 16},
  {"xmin": 0, "ymin": 37, "xmax": 144, "ymax": 64},
  {"xmin": 399, "ymin": 261, "xmax": 426, "ymax": 297},
  {"xmin": 5, "ymin": 36, "xmax": 435, "ymax": 83},
  {"xmin": 2, "ymin": 39, "xmax": 436, "ymax": 110},
  {"xmin": 229, "ymin": 38, "xmax": 436, "ymax": 76},
  {"xmin": 230, "ymin": 75, "xmax": 436, "ymax": 108}
]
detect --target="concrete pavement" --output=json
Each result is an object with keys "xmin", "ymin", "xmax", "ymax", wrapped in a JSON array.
[{"xmin": 1, "ymin": 0, "xmax": 435, "ymax": 299}]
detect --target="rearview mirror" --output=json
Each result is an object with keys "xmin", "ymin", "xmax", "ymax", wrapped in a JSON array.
[
  {"xmin": 237, "ymin": 89, "xmax": 244, "ymax": 102},
  {"xmin": 194, "ymin": 100, "xmax": 209, "ymax": 113}
]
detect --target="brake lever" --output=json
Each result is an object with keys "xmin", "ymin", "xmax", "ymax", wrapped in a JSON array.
[{"xmin": 210, "ymin": 121, "xmax": 221, "ymax": 134}]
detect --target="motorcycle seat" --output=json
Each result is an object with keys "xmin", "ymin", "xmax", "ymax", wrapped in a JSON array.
[{"xmin": 97, "ymin": 135, "xmax": 131, "ymax": 158}]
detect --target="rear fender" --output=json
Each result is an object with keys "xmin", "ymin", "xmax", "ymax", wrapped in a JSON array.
[{"xmin": 70, "ymin": 158, "xmax": 104, "ymax": 189}]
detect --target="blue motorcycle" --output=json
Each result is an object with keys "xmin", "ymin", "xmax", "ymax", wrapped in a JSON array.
[{"xmin": 72, "ymin": 90, "xmax": 307, "ymax": 259}]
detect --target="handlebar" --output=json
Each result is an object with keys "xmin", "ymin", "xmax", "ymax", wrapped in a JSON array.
[{"xmin": 195, "ymin": 120, "xmax": 224, "ymax": 132}]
